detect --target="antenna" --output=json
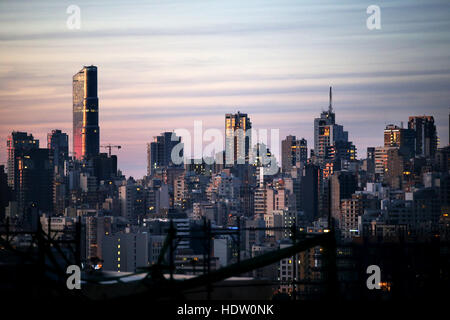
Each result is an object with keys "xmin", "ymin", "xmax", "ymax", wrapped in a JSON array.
[{"xmin": 329, "ymin": 86, "xmax": 333, "ymax": 113}]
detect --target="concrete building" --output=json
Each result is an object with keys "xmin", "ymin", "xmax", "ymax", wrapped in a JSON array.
[
  {"xmin": 119, "ymin": 182, "xmax": 145, "ymax": 223},
  {"xmin": 340, "ymin": 196, "xmax": 364, "ymax": 239},
  {"xmin": 330, "ymin": 171, "xmax": 357, "ymax": 220},
  {"xmin": 102, "ymin": 231, "xmax": 149, "ymax": 273},
  {"xmin": 147, "ymin": 132, "xmax": 182, "ymax": 176},
  {"xmin": 281, "ymin": 135, "xmax": 307, "ymax": 173},
  {"xmin": 225, "ymin": 112, "xmax": 252, "ymax": 165}
]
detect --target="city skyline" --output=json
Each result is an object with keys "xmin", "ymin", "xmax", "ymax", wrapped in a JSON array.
[
  {"xmin": 1, "ymin": 1, "xmax": 449, "ymax": 305},
  {"xmin": 1, "ymin": 0, "xmax": 450, "ymax": 178}
]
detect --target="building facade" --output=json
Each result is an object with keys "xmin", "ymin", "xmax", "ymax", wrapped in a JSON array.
[{"xmin": 73, "ymin": 65, "xmax": 99, "ymax": 160}]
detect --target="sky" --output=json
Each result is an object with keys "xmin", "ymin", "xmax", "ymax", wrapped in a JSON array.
[{"xmin": 0, "ymin": 0, "xmax": 449, "ymax": 178}]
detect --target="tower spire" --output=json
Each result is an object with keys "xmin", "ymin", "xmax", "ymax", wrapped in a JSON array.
[{"xmin": 328, "ymin": 86, "xmax": 333, "ymax": 113}]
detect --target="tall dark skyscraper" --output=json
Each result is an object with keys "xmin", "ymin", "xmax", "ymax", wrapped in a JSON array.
[
  {"xmin": 16, "ymin": 149, "xmax": 54, "ymax": 215},
  {"xmin": 73, "ymin": 65, "xmax": 99, "ymax": 160},
  {"xmin": 7, "ymin": 132, "xmax": 53, "ymax": 216},
  {"xmin": 7, "ymin": 131, "xmax": 39, "ymax": 192},
  {"xmin": 408, "ymin": 115, "xmax": 438, "ymax": 158},
  {"xmin": 47, "ymin": 129, "xmax": 69, "ymax": 174},
  {"xmin": 147, "ymin": 132, "xmax": 182, "ymax": 176},
  {"xmin": 300, "ymin": 163, "xmax": 320, "ymax": 221}
]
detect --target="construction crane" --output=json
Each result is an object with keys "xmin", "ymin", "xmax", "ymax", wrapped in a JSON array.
[{"xmin": 100, "ymin": 144, "xmax": 121, "ymax": 157}]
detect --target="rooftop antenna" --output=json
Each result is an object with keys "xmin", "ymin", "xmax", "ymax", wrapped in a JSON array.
[{"xmin": 328, "ymin": 86, "xmax": 333, "ymax": 113}]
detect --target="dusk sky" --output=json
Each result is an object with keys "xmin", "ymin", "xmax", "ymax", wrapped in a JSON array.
[{"xmin": 1, "ymin": 0, "xmax": 449, "ymax": 178}]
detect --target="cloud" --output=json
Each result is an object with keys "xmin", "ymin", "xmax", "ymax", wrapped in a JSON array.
[{"xmin": 1, "ymin": 0, "xmax": 449, "ymax": 175}]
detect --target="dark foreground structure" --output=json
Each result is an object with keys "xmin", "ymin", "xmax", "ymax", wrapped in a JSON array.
[{"xmin": 0, "ymin": 216, "xmax": 448, "ymax": 303}]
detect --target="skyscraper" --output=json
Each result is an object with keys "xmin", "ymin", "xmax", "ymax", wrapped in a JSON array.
[
  {"xmin": 16, "ymin": 149, "xmax": 54, "ymax": 215},
  {"xmin": 281, "ymin": 135, "xmax": 307, "ymax": 172},
  {"xmin": 383, "ymin": 124, "xmax": 415, "ymax": 159},
  {"xmin": 47, "ymin": 129, "xmax": 69, "ymax": 174},
  {"xmin": 408, "ymin": 116, "xmax": 438, "ymax": 158},
  {"xmin": 47, "ymin": 129, "xmax": 69, "ymax": 216},
  {"xmin": 7, "ymin": 131, "xmax": 39, "ymax": 192},
  {"xmin": 300, "ymin": 163, "xmax": 320, "ymax": 221},
  {"xmin": 225, "ymin": 112, "xmax": 252, "ymax": 165},
  {"xmin": 73, "ymin": 65, "xmax": 99, "ymax": 160},
  {"xmin": 147, "ymin": 132, "xmax": 182, "ymax": 176},
  {"xmin": 374, "ymin": 146, "xmax": 391, "ymax": 177},
  {"xmin": 313, "ymin": 87, "xmax": 349, "ymax": 164}
]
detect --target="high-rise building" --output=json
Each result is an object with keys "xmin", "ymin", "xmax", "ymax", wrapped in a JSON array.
[
  {"xmin": 0, "ymin": 165, "xmax": 11, "ymax": 221},
  {"xmin": 147, "ymin": 132, "xmax": 182, "ymax": 176},
  {"xmin": 93, "ymin": 153, "xmax": 117, "ymax": 181},
  {"xmin": 300, "ymin": 164, "xmax": 320, "ymax": 221},
  {"xmin": 85, "ymin": 215, "xmax": 113, "ymax": 263},
  {"xmin": 408, "ymin": 116, "xmax": 437, "ymax": 158},
  {"xmin": 16, "ymin": 148, "xmax": 54, "ymax": 215},
  {"xmin": 7, "ymin": 132, "xmax": 39, "ymax": 193},
  {"xmin": 48, "ymin": 130, "xmax": 69, "ymax": 216},
  {"xmin": 254, "ymin": 185, "xmax": 267, "ymax": 216},
  {"xmin": 47, "ymin": 130, "xmax": 69, "ymax": 215},
  {"xmin": 225, "ymin": 112, "xmax": 252, "ymax": 165},
  {"xmin": 281, "ymin": 135, "xmax": 307, "ymax": 172},
  {"xmin": 327, "ymin": 140, "xmax": 357, "ymax": 167},
  {"xmin": 385, "ymin": 148, "xmax": 404, "ymax": 189},
  {"xmin": 330, "ymin": 171, "xmax": 357, "ymax": 220},
  {"xmin": 383, "ymin": 124, "xmax": 415, "ymax": 159},
  {"xmin": 73, "ymin": 65, "xmax": 99, "ymax": 160},
  {"xmin": 364, "ymin": 147, "xmax": 376, "ymax": 178},
  {"xmin": 313, "ymin": 87, "xmax": 349, "ymax": 164},
  {"xmin": 374, "ymin": 146, "xmax": 391, "ymax": 177},
  {"xmin": 47, "ymin": 129, "xmax": 69, "ymax": 174},
  {"xmin": 340, "ymin": 195, "xmax": 363, "ymax": 239}
]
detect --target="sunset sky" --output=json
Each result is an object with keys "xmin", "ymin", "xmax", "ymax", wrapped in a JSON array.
[{"xmin": 1, "ymin": 0, "xmax": 449, "ymax": 177}]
